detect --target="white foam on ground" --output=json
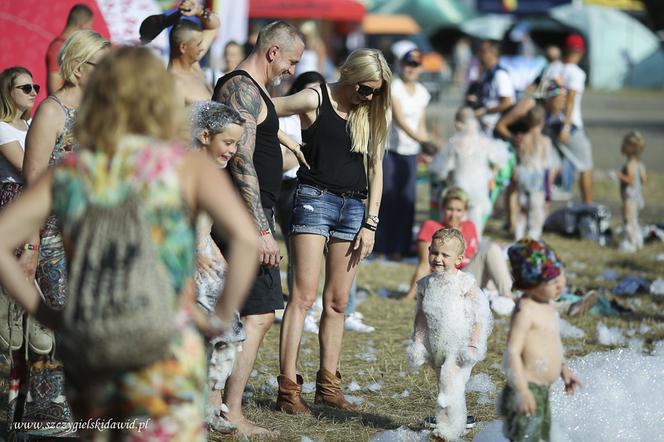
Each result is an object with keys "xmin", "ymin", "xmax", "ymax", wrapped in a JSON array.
[
  {"xmin": 596, "ymin": 322, "xmax": 625, "ymax": 345},
  {"xmin": 560, "ymin": 319, "xmax": 586, "ymax": 339},
  {"xmin": 302, "ymin": 382, "xmax": 316, "ymax": 394},
  {"xmin": 466, "ymin": 373, "xmax": 496, "ymax": 394},
  {"xmin": 369, "ymin": 426, "xmax": 429, "ymax": 442},
  {"xmin": 343, "ymin": 395, "xmax": 365, "ymax": 406},
  {"xmin": 473, "ymin": 345, "xmax": 664, "ymax": 441},
  {"xmin": 365, "ymin": 382, "xmax": 383, "ymax": 392},
  {"xmin": 346, "ymin": 380, "xmax": 362, "ymax": 392}
]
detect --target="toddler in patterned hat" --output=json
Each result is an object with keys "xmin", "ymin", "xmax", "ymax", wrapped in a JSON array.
[{"xmin": 499, "ymin": 239, "xmax": 582, "ymax": 442}]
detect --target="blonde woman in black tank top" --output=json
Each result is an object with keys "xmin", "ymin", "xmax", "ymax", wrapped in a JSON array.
[{"xmin": 272, "ymin": 49, "xmax": 392, "ymax": 414}]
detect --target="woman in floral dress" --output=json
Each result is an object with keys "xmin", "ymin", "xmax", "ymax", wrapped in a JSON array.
[{"xmin": 0, "ymin": 46, "xmax": 258, "ymax": 440}]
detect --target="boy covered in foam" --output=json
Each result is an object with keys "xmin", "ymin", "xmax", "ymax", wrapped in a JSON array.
[
  {"xmin": 500, "ymin": 239, "xmax": 581, "ymax": 441},
  {"xmin": 407, "ymin": 227, "xmax": 493, "ymax": 441}
]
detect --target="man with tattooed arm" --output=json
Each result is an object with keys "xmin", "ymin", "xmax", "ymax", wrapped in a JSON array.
[{"xmin": 212, "ymin": 21, "xmax": 304, "ymax": 438}]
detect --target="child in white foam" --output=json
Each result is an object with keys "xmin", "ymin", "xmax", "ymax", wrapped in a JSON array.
[
  {"xmin": 407, "ymin": 227, "xmax": 493, "ymax": 441},
  {"xmin": 514, "ymin": 105, "xmax": 552, "ymax": 241},
  {"xmin": 190, "ymin": 101, "xmax": 246, "ymax": 432},
  {"xmin": 613, "ymin": 131, "xmax": 647, "ymax": 252}
]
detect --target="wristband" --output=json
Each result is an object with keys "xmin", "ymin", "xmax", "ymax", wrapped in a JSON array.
[
  {"xmin": 260, "ymin": 228, "xmax": 271, "ymax": 237},
  {"xmin": 23, "ymin": 243, "xmax": 39, "ymax": 252},
  {"xmin": 362, "ymin": 222, "xmax": 377, "ymax": 232}
]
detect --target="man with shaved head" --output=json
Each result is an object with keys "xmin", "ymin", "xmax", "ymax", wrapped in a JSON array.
[
  {"xmin": 212, "ymin": 20, "xmax": 304, "ymax": 438},
  {"xmin": 167, "ymin": 0, "xmax": 220, "ymax": 106}
]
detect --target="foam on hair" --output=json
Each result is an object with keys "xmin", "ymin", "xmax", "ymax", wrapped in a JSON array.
[
  {"xmin": 190, "ymin": 101, "xmax": 245, "ymax": 145},
  {"xmin": 431, "ymin": 227, "xmax": 466, "ymax": 256}
]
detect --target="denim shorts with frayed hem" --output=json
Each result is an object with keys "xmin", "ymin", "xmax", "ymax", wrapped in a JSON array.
[{"xmin": 290, "ymin": 183, "xmax": 365, "ymax": 242}]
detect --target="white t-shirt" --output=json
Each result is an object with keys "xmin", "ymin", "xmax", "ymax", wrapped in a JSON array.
[
  {"xmin": 480, "ymin": 68, "xmax": 515, "ymax": 132},
  {"xmin": 387, "ymin": 78, "xmax": 431, "ymax": 156},
  {"xmin": 0, "ymin": 120, "xmax": 29, "ymax": 184},
  {"xmin": 541, "ymin": 62, "xmax": 586, "ymax": 128},
  {"xmin": 279, "ymin": 114, "xmax": 301, "ymax": 180}
]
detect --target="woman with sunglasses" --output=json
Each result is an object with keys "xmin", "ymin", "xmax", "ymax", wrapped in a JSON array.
[
  {"xmin": 271, "ymin": 48, "xmax": 392, "ymax": 414},
  {"xmin": 6, "ymin": 30, "xmax": 110, "ymax": 439},
  {"xmin": 374, "ymin": 48, "xmax": 434, "ymax": 261},
  {"xmin": 0, "ymin": 67, "xmax": 36, "ymax": 201},
  {"xmin": 0, "ymin": 67, "xmax": 37, "ymax": 437}
]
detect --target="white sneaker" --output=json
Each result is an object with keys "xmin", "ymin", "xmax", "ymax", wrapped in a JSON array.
[
  {"xmin": 345, "ymin": 312, "xmax": 375, "ymax": 333},
  {"xmin": 303, "ymin": 311, "xmax": 319, "ymax": 334}
]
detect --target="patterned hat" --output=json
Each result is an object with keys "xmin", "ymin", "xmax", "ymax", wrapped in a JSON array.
[{"xmin": 508, "ymin": 239, "xmax": 563, "ymax": 290}]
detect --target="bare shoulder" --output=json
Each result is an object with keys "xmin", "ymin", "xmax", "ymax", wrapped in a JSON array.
[{"xmin": 34, "ymin": 98, "xmax": 65, "ymax": 122}]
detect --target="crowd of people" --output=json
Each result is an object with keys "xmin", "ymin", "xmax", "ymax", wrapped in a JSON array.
[{"xmin": 0, "ymin": 1, "xmax": 650, "ymax": 441}]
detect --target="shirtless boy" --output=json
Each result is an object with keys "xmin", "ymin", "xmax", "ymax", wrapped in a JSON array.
[{"xmin": 501, "ymin": 239, "xmax": 581, "ymax": 442}]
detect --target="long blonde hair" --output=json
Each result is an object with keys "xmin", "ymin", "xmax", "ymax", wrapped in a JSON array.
[
  {"xmin": 338, "ymin": 48, "xmax": 392, "ymax": 157},
  {"xmin": 58, "ymin": 30, "xmax": 110, "ymax": 85},
  {"xmin": 75, "ymin": 46, "xmax": 182, "ymax": 154},
  {"xmin": 0, "ymin": 67, "xmax": 32, "ymax": 122}
]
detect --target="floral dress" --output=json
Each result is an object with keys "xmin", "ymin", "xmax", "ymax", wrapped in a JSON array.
[{"xmin": 51, "ymin": 135, "xmax": 206, "ymax": 441}]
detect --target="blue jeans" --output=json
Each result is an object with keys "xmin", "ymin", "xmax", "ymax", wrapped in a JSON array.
[{"xmin": 290, "ymin": 183, "xmax": 365, "ymax": 242}]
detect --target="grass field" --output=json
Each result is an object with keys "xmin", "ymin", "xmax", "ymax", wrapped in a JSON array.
[{"xmin": 211, "ymin": 171, "xmax": 664, "ymax": 441}]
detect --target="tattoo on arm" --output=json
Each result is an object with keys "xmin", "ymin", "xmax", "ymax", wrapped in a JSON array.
[{"xmin": 214, "ymin": 76, "xmax": 270, "ymax": 232}]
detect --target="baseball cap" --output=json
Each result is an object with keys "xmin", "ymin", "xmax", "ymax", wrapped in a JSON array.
[
  {"xmin": 508, "ymin": 239, "xmax": 563, "ymax": 290},
  {"xmin": 565, "ymin": 34, "xmax": 585, "ymax": 52},
  {"xmin": 402, "ymin": 49, "xmax": 422, "ymax": 66}
]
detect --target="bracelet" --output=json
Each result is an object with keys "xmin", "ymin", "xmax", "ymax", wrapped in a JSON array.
[
  {"xmin": 260, "ymin": 228, "xmax": 271, "ymax": 237},
  {"xmin": 23, "ymin": 243, "xmax": 39, "ymax": 252},
  {"xmin": 362, "ymin": 222, "xmax": 377, "ymax": 232},
  {"xmin": 366, "ymin": 214, "xmax": 380, "ymax": 225}
]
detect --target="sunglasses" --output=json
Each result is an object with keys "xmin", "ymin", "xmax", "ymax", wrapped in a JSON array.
[
  {"xmin": 404, "ymin": 61, "xmax": 421, "ymax": 68},
  {"xmin": 356, "ymin": 83, "xmax": 382, "ymax": 98},
  {"xmin": 15, "ymin": 84, "xmax": 40, "ymax": 95}
]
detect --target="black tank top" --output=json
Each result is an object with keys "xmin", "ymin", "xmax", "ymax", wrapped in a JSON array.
[
  {"xmin": 298, "ymin": 84, "xmax": 367, "ymax": 196},
  {"xmin": 213, "ymin": 70, "xmax": 282, "ymax": 208}
]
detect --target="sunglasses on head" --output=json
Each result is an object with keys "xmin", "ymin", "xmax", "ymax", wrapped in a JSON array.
[
  {"xmin": 356, "ymin": 83, "xmax": 382, "ymax": 97},
  {"xmin": 15, "ymin": 84, "xmax": 40, "ymax": 95}
]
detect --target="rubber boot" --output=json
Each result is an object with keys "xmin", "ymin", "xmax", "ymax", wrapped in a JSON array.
[
  {"xmin": 276, "ymin": 374, "xmax": 312, "ymax": 415},
  {"xmin": 314, "ymin": 368, "xmax": 358, "ymax": 411}
]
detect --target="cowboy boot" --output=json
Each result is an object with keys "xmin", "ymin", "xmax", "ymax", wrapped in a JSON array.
[
  {"xmin": 314, "ymin": 368, "xmax": 358, "ymax": 411},
  {"xmin": 276, "ymin": 374, "xmax": 312, "ymax": 415}
]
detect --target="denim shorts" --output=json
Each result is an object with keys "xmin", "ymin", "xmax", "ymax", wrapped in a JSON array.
[{"xmin": 290, "ymin": 183, "xmax": 365, "ymax": 241}]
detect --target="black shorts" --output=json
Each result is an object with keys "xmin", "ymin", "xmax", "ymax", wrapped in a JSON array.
[{"xmin": 213, "ymin": 207, "xmax": 284, "ymax": 316}]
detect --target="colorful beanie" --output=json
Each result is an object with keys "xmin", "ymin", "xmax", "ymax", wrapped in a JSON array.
[{"xmin": 508, "ymin": 239, "xmax": 563, "ymax": 290}]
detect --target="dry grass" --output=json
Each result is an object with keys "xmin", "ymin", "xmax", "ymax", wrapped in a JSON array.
[{"xmin": 211, "ymin": 173, "xmax": 664, "ymax": 441}]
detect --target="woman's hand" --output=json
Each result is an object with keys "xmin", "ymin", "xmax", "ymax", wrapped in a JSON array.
[
  {"xmin": 352, "ymin": 227, "xmax": 375, "ymax": 264},
  {"xmin": 290, "ymin": 144, "xmax": 310, "ymax": 169}
]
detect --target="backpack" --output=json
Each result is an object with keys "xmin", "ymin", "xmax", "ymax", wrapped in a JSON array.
[
  {"xmin": 58, "ymin": 195, "xmax": 176, "ymax": 376},
  {"xmin": 544, "ymin": 202, "xmax": 612, "ymax": 246}
]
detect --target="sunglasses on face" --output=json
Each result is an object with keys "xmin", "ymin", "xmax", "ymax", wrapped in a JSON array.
[
  {"xmin": 356, "ymin": 83, "xmax": 382, "ymax": 98},
  {"xmin": 404, "ymin": 61, "xmax": 421, "ymax": 68},
  {"xmin": 15, "ymin": 84, "xmax": 40, "ymax": 95}
]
